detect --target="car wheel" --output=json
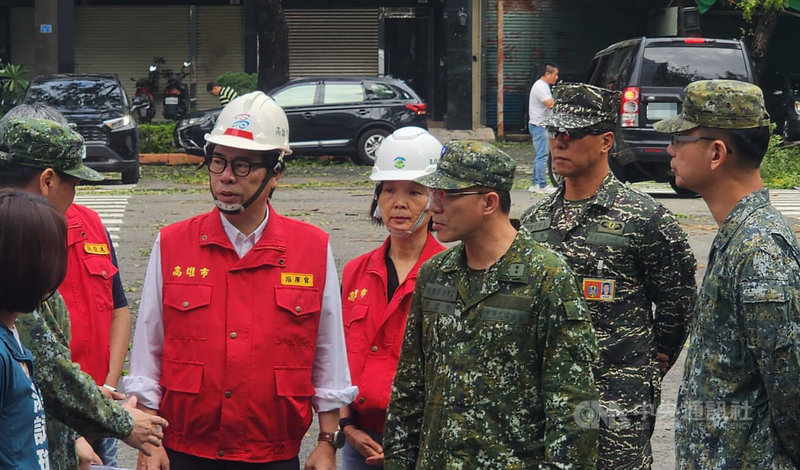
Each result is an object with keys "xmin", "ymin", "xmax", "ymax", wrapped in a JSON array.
[
  {"xmin": 352, "ymin": 128, "xmax": 390, "ymax": 165},
  {"xmin": 547, "ymin": 154, "xmax": 564, "ymax": 187},
  {"xmin": 122, "ymin": 166, "xmax": 140, "ymax": 184}
]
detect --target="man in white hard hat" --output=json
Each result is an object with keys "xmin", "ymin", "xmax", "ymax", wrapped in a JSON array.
[{"xmin": 124, "ymin": 91, "xmax": 358, "ymax": 470}]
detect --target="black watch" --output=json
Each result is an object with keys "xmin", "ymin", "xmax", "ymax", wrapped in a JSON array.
[
  {"xmin": 339, "ymin": 417, "xmax": 356, "ymax": 430},
  {"xmin": 318, "ymin": 431, "xmax": 345, "ymax": 449}
]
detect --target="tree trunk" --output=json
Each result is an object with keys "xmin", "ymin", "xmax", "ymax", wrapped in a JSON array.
[
  {"xmin": 255, "ymin": 0, "xmax": 289, "ymax": 92},
  {"xmin": 750, "ymin": 6, "xmax": 778, "ymax": 81}
]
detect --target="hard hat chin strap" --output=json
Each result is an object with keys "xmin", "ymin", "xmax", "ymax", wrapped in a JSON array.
[
  {"xmin": 379, "ymin": 197, "xmax": 431, "ymax": 239},
  {"xmin": 213, "ymin": 158, "xmax": 282, "ymax": 214}
]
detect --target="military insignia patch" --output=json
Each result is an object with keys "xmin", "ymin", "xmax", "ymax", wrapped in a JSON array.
[
  {"xmin": 84, "ymin": 243, "xmax": 110, "ymax": 255},
  {"xmin": 583, "ymin": 278, "xmax": 615, "ymax": 301},
  {"xmin": 597, "ymin": 218, "xmax": 625, "ymax": 235},
  {"xmin": 281, "ymin": 273, "xmax": 314, "ymax": 287}
]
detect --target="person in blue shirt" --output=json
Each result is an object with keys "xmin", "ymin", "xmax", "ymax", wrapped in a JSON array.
[{"xmin": 0, "ymin": 189, "xmax": 69, "ymax": 469}]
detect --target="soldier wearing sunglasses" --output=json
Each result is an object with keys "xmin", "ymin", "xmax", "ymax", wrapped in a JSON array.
[{"xmin": 521, "ymin": 83, "xmax": 697, "ymax": 470}]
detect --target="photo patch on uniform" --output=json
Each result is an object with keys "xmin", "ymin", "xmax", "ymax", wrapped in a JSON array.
[
  {"xmin": 583, "ymin": 278, "xmax": 615, "ymax": 302},
  {"xmin": 83, "ymin": 243, "xmax": 110, "ymax": 255},
  {"xmin": 281, "ymin": 273, "xmax": 314, "ymax": 287}
]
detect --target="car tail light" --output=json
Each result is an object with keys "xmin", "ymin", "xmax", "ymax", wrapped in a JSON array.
[
  {"xmin": 621, "ymin": 87, "xmax": 640, "ymax": 127},
  {"xmin": 795, "ymin": 101, "xmax": 800, "ymax": 115},
  {"xmin": 167, "ymin": 89, "xmax": 181, "ymax": 96},
  {"xmin": 405, "ymin": 103, "xmax": 427, "ymax": 115},
  {"xmin": 684, "ymin": 38, "xmax": 706, "ymax": 44}
]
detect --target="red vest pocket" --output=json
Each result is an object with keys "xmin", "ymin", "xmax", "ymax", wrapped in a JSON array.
[
  {"xmin": 81, "ymin": 255, "xmax": 119, "ymax": 281},
  {"xmin": 274, "ymin": 286, "xmax": 321, "ymax": 317},
  {"xmin": 274, "ymin": 366, "xmax": 315, "ymax": 397},
  {"xmin": 344, "ymin": 303, "xmax": 369, "ymax": 327},
  {"xmin": 161, "ymin": 359, "xmax": 203, "ymax": 394},
  {"xmin": 163, "ymin": 283, "xmax": 213, "ymax": 312}
]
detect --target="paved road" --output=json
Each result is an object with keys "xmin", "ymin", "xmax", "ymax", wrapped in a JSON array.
[{"xmin": 73, "ymin": 169, "xmax": 799, "ymax": 469}]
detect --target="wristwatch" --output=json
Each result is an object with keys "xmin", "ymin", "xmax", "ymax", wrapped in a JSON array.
[
  {"xmin": 339, "ymin": 417, "xmax": 355, "ymax": 430},
  {"xmin": 318, "ymin": 431, "xmax": 345, "ymax": 449}
]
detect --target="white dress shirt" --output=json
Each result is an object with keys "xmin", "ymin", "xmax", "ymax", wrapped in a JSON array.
[{"xmin": 123, "ymin": 208, "xmax": 358, "ymax": 412}]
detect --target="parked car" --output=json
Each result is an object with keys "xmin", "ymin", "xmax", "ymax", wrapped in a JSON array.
[
  {"xmin": 586, "ymin": 37, "xmax": 757, "ymax": 194},
  {"xmin": 23, "ymin": 74, "xmax": 142, "ymax": 184},
  {"xmin": 175, "ymin": 76, "xmax": 428, "ymax": 165},
  {"xmin": 765, "ymin": 72, "xmax": 800, "ymax": 141}
]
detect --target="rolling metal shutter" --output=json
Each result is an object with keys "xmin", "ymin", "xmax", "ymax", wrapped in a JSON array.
[
  {"xmin": 196, "ymin": 6, "xmax": 245, "ymax": 111},
  {"xmin": 484, "ymin": 0, "xmax": 650, "ymax": 127},
  {"xmin": 10, "ymin": 8, "xmax": 34, "ymax": 69},
  {"xmin": 74, "ymin": 5, "xmax": 191, "ymax": 116},
  {"xmin": 285, "ymin": 9, "xmax": 379, "ymax": 78}
]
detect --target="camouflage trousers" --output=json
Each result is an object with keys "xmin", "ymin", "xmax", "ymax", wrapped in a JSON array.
[{"xmin": 598, "ymin": 412, "xmax": 655, "ymax": 470}]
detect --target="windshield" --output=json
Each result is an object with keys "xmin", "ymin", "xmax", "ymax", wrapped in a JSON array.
[
  {"xmin": 639, "ymin": 46, "xmax": 749, "ymax": 87},
  {"xmin": 25, "ymin": 79, "xmax": 126, "ymax": 111}
]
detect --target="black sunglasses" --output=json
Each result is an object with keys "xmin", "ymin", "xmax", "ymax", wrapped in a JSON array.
[{"xmin": 546, "ymin": 127, "xmax": 607, "ymax": 141}]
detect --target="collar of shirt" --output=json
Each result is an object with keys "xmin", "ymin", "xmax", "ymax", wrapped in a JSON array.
[
  {"xmin": 544, "ymin": 172, "xmax": 618, "ymax": 211},
  {"xmin": 218, "ymin": 206, "xmax": 270, "ymax": 259},
  {"xmin": 712, "ymin": 188, "xmax": 771, "ymax": 254}
]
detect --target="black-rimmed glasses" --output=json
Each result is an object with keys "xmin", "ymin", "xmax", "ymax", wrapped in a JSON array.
[
  {"xmin": 427, "ymin": 188, "xmax": 488, "ymax": 202},
  {"xmin": 670, "ymin": 134, "xmax": 732, "ymax": 153},
  {"xmin": 207, "ymin": 156, "xmax": 267, "ymax": 177}
]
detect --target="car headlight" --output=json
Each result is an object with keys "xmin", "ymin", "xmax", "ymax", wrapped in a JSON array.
[
  {"xmin": 103, "ymin": 115, "xmax": 134, "ymax": 131},
  {"xmin": 795, "ymin": 101, "xmax": 800, "ymax": 115}
]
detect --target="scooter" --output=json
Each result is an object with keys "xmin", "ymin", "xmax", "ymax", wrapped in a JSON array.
[
  {"xmin": 130, "ymin": 57, "xmax": 164, "ymax": 123},
  {"xmin": 162, "ymin": 61, "xmax": 192, "ymax": 121}
]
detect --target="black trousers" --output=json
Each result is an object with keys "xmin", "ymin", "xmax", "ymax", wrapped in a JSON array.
[{"xmin": 166, "ymin": 448, "xmax": 300, "ymax": 470}]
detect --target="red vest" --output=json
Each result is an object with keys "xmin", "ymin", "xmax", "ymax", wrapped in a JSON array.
[
  {"xmin": 341, "ymin": 233, "xmax": 443, "ymax": 433},
  {"xmin": 158, "ymin": 205, "xmax": 328, "ymax": 462},
  {"xmin": 59, "ymin": 204, "xmax": 117, "ymax": 385}
]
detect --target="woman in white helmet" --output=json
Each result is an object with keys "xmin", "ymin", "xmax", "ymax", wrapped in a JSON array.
[{"xmin": 339, "ymin": 126, "xmax": 444, "ymax": 469}]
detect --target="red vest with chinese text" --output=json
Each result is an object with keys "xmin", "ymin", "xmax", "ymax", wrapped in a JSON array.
[
  {"xmin": 59, "ymin": 204, "xmax": 117, "ymax": 385},
  {"xmin": 158, "ymin": 206, "xmax": 328, "ymax": 462}
]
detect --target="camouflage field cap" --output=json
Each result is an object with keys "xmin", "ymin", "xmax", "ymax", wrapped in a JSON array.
[
  {"xmin": 654, "ymin": 80, "xmax": 770, "ymax": 133},
  {"xmin": 414, "ymin": 140, "xmax": 515, "ymax": 191},
  {"xmin": 542, "ymin": 83, "xmax": 620, "ymax": 129},
  {"xmin": 0, "ymin": 118, "xmax": 103, "ymax": 181}
]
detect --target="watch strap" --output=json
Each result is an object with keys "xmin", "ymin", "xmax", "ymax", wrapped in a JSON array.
[{"xmin": 339, "ymin": 417, "xmax": 356, "ymax": 430}]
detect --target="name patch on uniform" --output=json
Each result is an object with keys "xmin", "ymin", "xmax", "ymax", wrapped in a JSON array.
[
  {"xmin": 281, "ymin": 273, "xmax": 314, "ymax": 287},
  {"xmin": 583, "ymin": 278, "xmax": 615, "ymax": 302},
  {"xmin": 480, "ymin": 307, "xmax": 530, "ymax": 324},
  {"xmin": 422, "ymin": 299, "xmax": 456, "ymax": 315},
  {"xmin": 423, "ymin": 284, "xmax": 458, "ymax": 302},
  {"xmin": 84, "ymin": 243, "xmax": 110, "ymax": 255}
]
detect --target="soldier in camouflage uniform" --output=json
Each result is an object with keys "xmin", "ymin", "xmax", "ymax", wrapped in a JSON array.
[
  {"xmin": 0, "ymin": 117, "xmax": 168, "ymax": 470},
  {"xmin": 383, "ymin": 140, "xmax": 600, "ymax": 469},
  {"xmin": 655, "ymin": 80, "xmax": 800, "ymax": 468},
  {"xmin": 521, "ymin": 83, "xmax": 697, "ymax": 470}
]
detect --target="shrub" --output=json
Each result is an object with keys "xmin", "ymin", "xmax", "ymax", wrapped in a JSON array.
[
  {"xmin": 139, "ymin": 122, "xmax": 177, "ymax": 154},
  {"xmin": 761, "ymin": 133, "xmax": 800, "ymax": 189},
  {"xmin": 217, "ymin": 72, "xmax": 258, "ymax": 95}
]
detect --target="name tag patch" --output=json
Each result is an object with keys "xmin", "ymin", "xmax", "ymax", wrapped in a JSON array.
[
  {"xmin": 84, "ymin": 243, "xmax": 110, "ymax": 255},
  {"xmin": 281, "ymin": 273, "xmax": 314, "ymax": 287},
  {"xmin": 583, "ymin": 278, "xmax": 615, "ymax": 302}
]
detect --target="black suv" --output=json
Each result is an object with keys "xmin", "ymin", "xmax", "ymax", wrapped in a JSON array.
[
  {"xmin": 23, "ymin": 74, "xmax": 141, "ymax": 184},
  {"xmin": 175, "ymin": 76, "xmax": 428, "ymax": 165},
  {"xmin": 586, "ymin": 37, "xmax": 756, "ymax": 193}
]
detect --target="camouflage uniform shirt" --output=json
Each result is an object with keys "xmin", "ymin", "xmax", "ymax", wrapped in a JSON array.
[
  {"xmin": 521, "ymin": 174, "xmax": 697, "ymax": 468},
  {"xmin": 676, "ymin": 189, "xmax": 800, "ymax": 469},
  {"xmin": 16, "ymin": 292, "xmax": 134, "ymax": 470},
  {"xmin": 383, "ymin": 228, "xmax": 600, "ymax": 470}
]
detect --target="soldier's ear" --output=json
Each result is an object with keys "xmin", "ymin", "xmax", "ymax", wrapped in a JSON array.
[
  {"xmin": 709, "ymin": 140, "xmax": 728, "ymax": 172},
  {"xmin": 599, "ymin": 132, "xmax": 615, "ymax": 154},
  {"xmin": 38, "ymin": 168, "xmax": 58, "ymax": 197}
]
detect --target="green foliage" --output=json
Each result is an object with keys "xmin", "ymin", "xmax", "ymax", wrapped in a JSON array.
[
  {"xmin": 760, "ymin": 133, "xmax": 800, "ymax": 188},
  {"xmin": 0, "ymin": 62, "xmax": 29, "ymax": 101},
  {"xmin": 217, "ymin": 72, "xmax": 258, "ymax": 95},
  {"xmin": 728, "ymin": 0, "xmax": 789, "ymax": 21},
  {"xmin": 139, "ymin": 122, "xmax": 177, "ymax": 154}
]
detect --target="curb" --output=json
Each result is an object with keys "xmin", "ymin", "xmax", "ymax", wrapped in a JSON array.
[{"xmin": 140, "ymin": 153, "xmax": 204, "ymax": 165}]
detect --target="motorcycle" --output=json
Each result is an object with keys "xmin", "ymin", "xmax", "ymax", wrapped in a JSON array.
[
  {"xmin": 162, "ymin": 60, "xmax": 192, "ymax": 121},
  {"xmin": 129, "ymin": 57, "xmax": 164, "ymax": 123}
]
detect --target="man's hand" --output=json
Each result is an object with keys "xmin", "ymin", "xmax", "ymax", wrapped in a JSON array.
[
  {"xmin": 76, "ymin": 437, "xmax": 102, "ymax": 470},
  {"xmin": 343, "ymin": 426, "xmax": 384, "ymax": 466},
  {"xmin": 97, "ymin": 384, "xmax": 126, "ymax": 401},
  {"xmin": 121, "ymin": 396, "xmax": 169, "ymax": 453},
  {"xmin": 304, "ymin": 442, "xmax": 336, "ymax": 470},
  {"xmin": 137, "ymin": 444, "xmax": 170, "ymax": 470},
  {"xmin": 657, "ymin": 352, "xmax": 671, "ymax": 376}
]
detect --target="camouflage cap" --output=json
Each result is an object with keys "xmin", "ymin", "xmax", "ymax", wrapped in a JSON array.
[
  {"xmin": 0, "ymin": 118, "xmax": 103, "ymax": 181},
  {"xmin": 414, "ymin": 140, "xmax": 515, "ymax": 191},
  {"xmin": 654, "ymin": 80, "xmax": 770, "ymax": 133},
  {"xmin": 542, "ymin": 83, "xmax": 620, "ymax": 129}
]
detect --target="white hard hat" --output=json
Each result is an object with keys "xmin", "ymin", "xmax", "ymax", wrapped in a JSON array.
[
  {"xmin": 205, "ymin": 91, "xmax": 292, "ymax": 154},
  {"xmin": 370, "ymin": 126, "xmax": 442, "ymax": 181}
]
